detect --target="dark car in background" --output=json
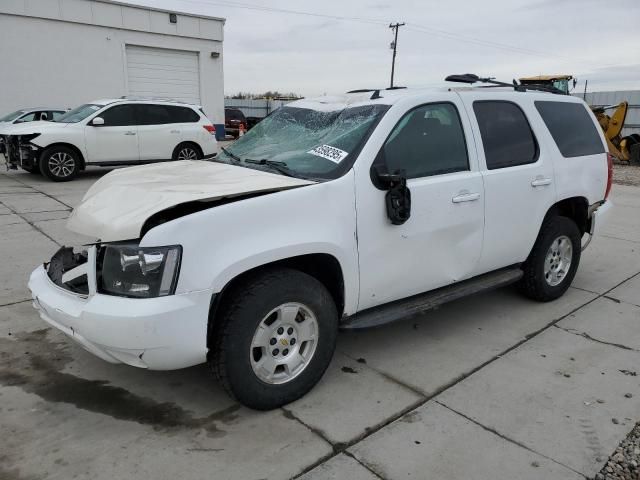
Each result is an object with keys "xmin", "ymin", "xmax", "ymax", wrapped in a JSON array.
[{"xmin": 224, "ymin": 107, "xmax": 247, "ymax": 138}]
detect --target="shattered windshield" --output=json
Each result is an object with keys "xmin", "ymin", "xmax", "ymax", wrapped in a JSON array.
[
  {"xmin": 55, "ymin": 104, "xmax": 102, "ymax": 123},
  {"xmin": 217, "ymin": 104, "xmax": 389, "ymax": 179}
]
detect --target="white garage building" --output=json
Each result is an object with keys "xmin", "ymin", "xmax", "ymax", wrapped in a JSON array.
[{"xmin": 0, "ymin": 0, "xmax": 225, "ymax": 133}]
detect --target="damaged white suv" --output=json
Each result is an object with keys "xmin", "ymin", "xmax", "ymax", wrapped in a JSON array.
[{"xmin": 29, "ymin": 76, "xmax": 612, "ymax": 409}]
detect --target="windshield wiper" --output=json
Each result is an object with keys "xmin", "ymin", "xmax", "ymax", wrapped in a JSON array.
[
  {"xmin": 244, "ymin": 158, "xmax": 299, "ymax": 178},
  {"xmin": 221, "ymin": 147, "xmax": 242, "ymax": 162}
]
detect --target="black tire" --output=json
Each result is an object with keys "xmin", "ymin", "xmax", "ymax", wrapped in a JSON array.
[
  {"xmin": 209, "ymin": 268, "xmax": 338, "ymax": 410},
  {"xmin": 518, "ymin": 216, "xmax": 581, "ymax": 302},
  {"xmin": 22, "ymin": 164, "xmax": 41, "ymax": 174},
  {"xmin": 39, "ymin": 146, "xmax": 79, "ymax": 181},
  {"xmin": 172, "ymin": 142, "xmax": 202, "ymax": 161}
]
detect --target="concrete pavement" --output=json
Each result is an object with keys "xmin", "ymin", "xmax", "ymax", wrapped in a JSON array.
[{"xmin": 1, "ymin": 166, "xmax": 639, "ymax": 480}]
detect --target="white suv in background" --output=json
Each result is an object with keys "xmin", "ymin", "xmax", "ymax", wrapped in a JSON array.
[
  {"xmin": 3, "ymin": 99, "xmax": 218, "ymax": 181},
  {"xmin": 29, "ymin": 77, "xmax": 612, "ymax": 409}
]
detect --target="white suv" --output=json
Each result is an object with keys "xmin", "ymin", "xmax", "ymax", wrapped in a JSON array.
[
  {"xmin": 28, "ymin": 78, "xmax": 612, "ymax": 409},
  {"xmin": 3, "ymin": 99, "xmax": 218, "ymax": 181}
]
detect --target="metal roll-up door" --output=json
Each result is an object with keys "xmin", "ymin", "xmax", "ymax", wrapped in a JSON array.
[{"xmin": 125, "ymin": 45, "xmax": 200, "ymax": 104}]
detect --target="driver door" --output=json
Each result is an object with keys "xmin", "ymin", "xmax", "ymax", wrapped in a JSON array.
[
  {"xmin": 84, "ymin": 104, "xmax": 139, "ymax": 163},
  {"xmin": 355, "ymin": 98, "xmax": 485, "ymax": 311}
]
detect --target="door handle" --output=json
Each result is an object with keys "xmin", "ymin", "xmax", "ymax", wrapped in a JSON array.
[
  {"xmin": 531, "ymin": 177, "xmax": 552, "ymax": 187},
  {"xmin": 124, "ymin": 131, "xmax": 136, "ymax": 136},
  {"xmin": 452, "ymin": 191, "xmax": 481, "ymax": 203},
  {"xmin": 170, "ymin": 130, "xmax": 180, "ymax": 134}
]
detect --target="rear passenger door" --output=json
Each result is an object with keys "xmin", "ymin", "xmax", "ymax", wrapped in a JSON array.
[
  {"xmin": 134, "ymin": 104, "xmax": 180, "ymax": 160},
  {"xmin": 460, "ymin": 95, "xmax": 557, "ymax": 273}
]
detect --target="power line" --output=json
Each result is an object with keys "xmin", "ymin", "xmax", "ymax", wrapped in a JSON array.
[{"xmin": 145, "ymin": 0, "xmax": 617, "ymax": 69}]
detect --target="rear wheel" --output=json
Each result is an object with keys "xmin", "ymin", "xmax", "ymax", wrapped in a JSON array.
[
  {"xmin": 209, "ymin": 268, "xmax": 338, "ymax": 410},
  {"xmin": 172, "ymin": 143, "xmax": 202, "ymax": 161},
  {"xmin": 519, "ymin": 216, "xmax": 581, "ymax": 302},
  {"xmin": 39, "ymin": 146, "xmax": 79, "ymax": 181}
]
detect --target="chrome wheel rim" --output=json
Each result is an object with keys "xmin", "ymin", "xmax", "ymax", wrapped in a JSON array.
[
  {"xmin": 177, "ymin": 147, "xmax": 198, "ymax": 160},
  {"xmin": 250, "ymin": 302, "xmax": 319, "ymax": 385},
  {"xmin": 544, "ymin": 235, "xmax": 573, "ymax": 287},
  {"xmin": 48, "ymin": 152, "xmax": 75, "ymax": 177}
]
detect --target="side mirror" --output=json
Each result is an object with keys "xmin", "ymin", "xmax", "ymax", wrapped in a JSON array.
[
  {"xmin": 373, "ymin": 166, "xmax": 411, "ymax": 225},
  {"xmin": 91, "ymin": 117, "xmax": 105, "ymax": 126}
]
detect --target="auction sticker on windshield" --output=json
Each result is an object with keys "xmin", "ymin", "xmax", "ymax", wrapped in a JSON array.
[{"xmin": 307, "ymin": 145, "xmax": 349, "ymax": 163}]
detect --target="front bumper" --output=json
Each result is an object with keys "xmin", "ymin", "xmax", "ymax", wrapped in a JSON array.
[
  {"xmin": 28, "ymin": 262, "xmax": 213, "ymax": 370},
  {"xmin": 2, "ymin": 135, "xmax": 40, "ymax": 170}
]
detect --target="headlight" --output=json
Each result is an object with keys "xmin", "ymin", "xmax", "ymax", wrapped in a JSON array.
[{"xmin": 99, "ymin": 243, "xmax": 182, "ymax": 298}]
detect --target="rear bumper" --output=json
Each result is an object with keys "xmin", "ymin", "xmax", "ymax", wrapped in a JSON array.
[
  {"xmin": 28, "ymin": 264, "xmax": 213, "ymax": 370},
  {"xmin": 583, "ymin": 200, "xmax": 613, "ymax": 250}
]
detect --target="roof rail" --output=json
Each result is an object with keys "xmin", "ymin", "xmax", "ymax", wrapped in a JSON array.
[
  {"xmin": 445, "ymin": 74, "xmax": 564, "ymax": 94},
  {"xmin": 118, "ymin": 95, "xmax": 195, "ymax": 104}
]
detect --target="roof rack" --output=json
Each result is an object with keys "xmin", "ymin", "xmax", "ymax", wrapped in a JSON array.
[
  {"xmin": 346, "ymin": 86, "xmax": 407, "ymax": 100},
  {"xmin": 445, "ymin": 74, "xmax": 564, "ymax": 94}
]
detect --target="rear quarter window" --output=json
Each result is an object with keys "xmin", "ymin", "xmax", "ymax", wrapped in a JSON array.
[{"xmin": 535, "ymin": 101, "xmax": 605, "ymax": 157}]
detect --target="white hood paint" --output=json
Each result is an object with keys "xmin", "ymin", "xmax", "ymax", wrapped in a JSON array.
[
  {"xmin": 0, "ymin": 120, "xmax": 64, "ymax": 136},
  {"xmin": 67, "ymin": 160, "xmax": 314, "ymax": 242}
]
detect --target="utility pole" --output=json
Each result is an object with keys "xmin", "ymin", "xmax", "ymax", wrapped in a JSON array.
[{"xmin": 389, "ymin": 22, "xmax": 405, "ymax": 88}]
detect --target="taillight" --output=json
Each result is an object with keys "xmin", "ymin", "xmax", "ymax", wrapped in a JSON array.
[
  {"xmin": 605, "ymin": 152, "xmax": 613, "ymax": 200},
  {"xmin": 203, "ymin": 125, "xmax": 216, "ymax": 135}
]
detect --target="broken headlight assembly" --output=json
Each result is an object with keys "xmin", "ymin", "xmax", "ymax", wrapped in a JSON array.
[{"xmin": 98, "ymin": 243, "xmax": 182, "ymax": 298}]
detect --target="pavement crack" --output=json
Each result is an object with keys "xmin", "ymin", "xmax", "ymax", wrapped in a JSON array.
[
  {"xmin": 2, "ymin": 176, "xmax": 74, "ymax": 210},
  {"xmin": 436, "ymin": 401, "xmax": 588, "ymax": 478},
  {"xmin": 554, "ymin": 324, "xmax": 638, "ymax": 352},
  {"xmin": 0, "ymin": 298, "xmax": 32, "ymax": 308},
  {"xmin": 342, "ymin": 450, "xmax": 388, "ymax": 480},
  {"xmin": 0, "ymin": 199, "xmax": 61, "ymax": 246}
]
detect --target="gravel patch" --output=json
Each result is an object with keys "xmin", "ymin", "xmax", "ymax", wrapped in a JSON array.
[
  {"xmin": 613, "ymin": 165, "xmax": 640, "ymax": 187},
  {"xmin": 594, "ymin": 421, "xmax": 640, "ymax": 480}
]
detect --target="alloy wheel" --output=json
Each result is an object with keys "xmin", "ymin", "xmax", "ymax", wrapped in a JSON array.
[
  {"xmin": 177, "ymin": 147, "xmax": 198, "ymax": 160},
  {"xmin": 544, "ymin": 235, "xmax": 573, "ymax": 286},
  {"xmin": 249, "ymin": 302, "xmax": 319, "ymax": 385},
  {"xmin": 48, "ymin": 152, "xmax": 75, "ymax": 178}
]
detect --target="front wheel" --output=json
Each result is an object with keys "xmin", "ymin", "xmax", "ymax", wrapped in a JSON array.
[
  {"xmin": 22, "ymin": 164, "xmax": 41, "ymax": 174},
  {"xmin": 39, "ymin": 146, "xmax": 79, "ymax": 181},
  {"xmin": 209, "ymin": 268, "xmax": 338, "ymax": 410},
  {"xmin": 518, "ymin": 216, "xmax": 581, "ymax": 302}
]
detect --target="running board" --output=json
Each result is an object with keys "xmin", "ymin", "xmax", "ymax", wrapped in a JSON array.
[{"xmin": 340, "ymin": 267, "xmax": 523, "ymax": 330}]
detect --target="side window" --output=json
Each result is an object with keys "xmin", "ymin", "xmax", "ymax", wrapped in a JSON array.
[
  {"xmin": 382, "ymin": 103, "xmax": 469, "ymax": 178},
  {"xmin": 100, "ymin": 105, "xmax": 136, "ymax": 126},
  {"xmin": 535, "ymin": 101, "xmax": 605, "ymax": 157},
  {"xmin": 136, "ymin": 105, "xmax": 171, "ymax": 125},
  {"xmin": 15, "ymin": 112, "xmax": 37, "ymax": 123},
  {"xmin": 51, "ymin": 111, "xmax": 65, "ymax": 120},
  {"xmin": 168, "ymin": 106, "xmax": 200, "ymax": 123},
  {"xmin": 473, "ymin": 101, "xmax": 538, "ymax": 170}
]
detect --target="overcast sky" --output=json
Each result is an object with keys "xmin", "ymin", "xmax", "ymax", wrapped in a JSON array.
[{"xmin": 124, "ymin": 0, "xmax": 640, "ymax": 97}]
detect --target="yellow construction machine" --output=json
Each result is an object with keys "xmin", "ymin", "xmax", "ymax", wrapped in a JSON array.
[
  {"xmin": 519, "ymin": 75, "xmax": 640, "ymax": 164},
  {"xmin": 519, "ymin": 75, "xmax": 575, "ymax": 95}
]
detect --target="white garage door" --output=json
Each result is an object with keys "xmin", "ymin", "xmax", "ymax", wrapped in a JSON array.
[{"xmin": 125, "ymin": 45, "xmax": 200, "ymax": 105}]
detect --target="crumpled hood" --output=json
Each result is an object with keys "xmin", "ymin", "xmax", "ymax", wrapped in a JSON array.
[{"xmin": 67, "ymin": 160, "xmax": 314, "ymax": 242}]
